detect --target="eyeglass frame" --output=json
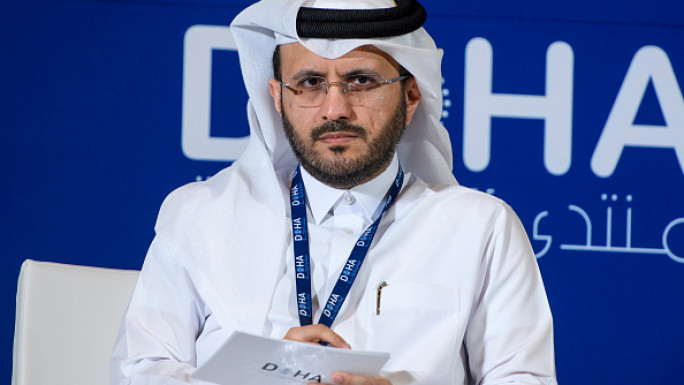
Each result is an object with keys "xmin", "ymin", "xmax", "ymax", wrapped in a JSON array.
[{"xmin": 279, "ymin": 74, "xmax": 411, "ymax": 106}]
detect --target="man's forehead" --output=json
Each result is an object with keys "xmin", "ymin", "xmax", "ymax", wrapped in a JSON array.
[{"xmin": 278, "ymin": 43, "xmax": 400, "ymax": 71}]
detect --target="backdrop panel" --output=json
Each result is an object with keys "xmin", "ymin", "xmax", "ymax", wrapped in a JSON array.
[{"xmin": 2, "ymin": 0, "xmax": 682, "ymax": 383}]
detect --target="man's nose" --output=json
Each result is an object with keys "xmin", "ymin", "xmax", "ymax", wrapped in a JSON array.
[{"xmin": 319, "ymin": 83, "xmax": 352, "ymax": 121}]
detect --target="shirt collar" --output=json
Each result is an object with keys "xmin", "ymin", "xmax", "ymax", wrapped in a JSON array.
[{"xmin": 300, "ymin": 154, "xmax": 400, "ymax": 225}]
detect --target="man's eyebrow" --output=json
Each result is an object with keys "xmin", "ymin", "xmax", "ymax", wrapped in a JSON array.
[
  {"xmin": 342, "ymin": 68, "xmax": 381, "ymax": 76},
  {"xmin": 290, "ymin": 68, "xmax": 383, "ymax": 81},
  {"xmin": 291, "ymin": 70, "xmax": 326, "ymax": 80}
]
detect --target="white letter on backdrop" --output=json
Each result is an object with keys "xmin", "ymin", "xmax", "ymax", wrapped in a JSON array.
[
  {"xmin": 591, "ymin": 46, "xmax": 684, "ymax": 177},
  {"xmin": 182, "ymin": 25, "xmax": 249, "ymax": 161},
  {"xmin": 463, "ymin": 37, "xmax": 574, "ymax": 175}
]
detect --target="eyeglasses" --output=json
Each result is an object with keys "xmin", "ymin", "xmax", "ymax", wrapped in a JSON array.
[{"xmin": 280, "ymin": 74, "xmax": 410, "ymax": 107}]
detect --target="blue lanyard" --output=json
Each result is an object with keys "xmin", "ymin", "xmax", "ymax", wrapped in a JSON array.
[{"xmin": 289, "ymin": 164, "xmax": 404, "ymax": 328}]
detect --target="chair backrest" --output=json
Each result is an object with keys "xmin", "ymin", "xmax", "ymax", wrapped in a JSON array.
[{"xmin": 12, "ymin": 259, "xmax": 139, "ymax": 385}]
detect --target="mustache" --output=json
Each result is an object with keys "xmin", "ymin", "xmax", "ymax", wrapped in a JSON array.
[{"xmin": 310, "ymin": 120, "xmax": 367, "ymax": 141}]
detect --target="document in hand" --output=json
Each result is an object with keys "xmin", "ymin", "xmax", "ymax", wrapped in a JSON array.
[{"xmin": 191, "ymin": 331, "xmax": 390, "ymax": 385}]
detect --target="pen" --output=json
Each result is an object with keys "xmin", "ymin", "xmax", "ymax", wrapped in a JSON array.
[{"xmin": 376, "ymin": 281, "xmax": 387, "ymax": 315}]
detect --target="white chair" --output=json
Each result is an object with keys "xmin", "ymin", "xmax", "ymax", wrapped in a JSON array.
[{"xmin": 12, "ymin": 259, "xmax": 140, "ymax": 385}]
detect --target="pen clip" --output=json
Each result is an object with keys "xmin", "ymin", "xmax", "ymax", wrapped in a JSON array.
[{"xmin": 376, "ymin": 281, "xmax": 387, "ymax": 315}]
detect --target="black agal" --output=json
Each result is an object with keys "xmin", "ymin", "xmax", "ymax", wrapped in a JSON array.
[{"xmin": 296, "ymin": 0, "xmax": 426, "ymax": 39}]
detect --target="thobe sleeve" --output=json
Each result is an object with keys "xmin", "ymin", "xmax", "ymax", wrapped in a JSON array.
[
  {"xmin": 110, "ymin": 237, "xmax": 216, "ymax": 385},
  {"xmin": 464, "ymin": 203, "xmax": 557, "ymax": 385}
]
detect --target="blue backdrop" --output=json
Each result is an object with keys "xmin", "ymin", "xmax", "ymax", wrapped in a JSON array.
[{"xmin": 2, "ymin": 0, "xmax": 683, "ymax": 383}]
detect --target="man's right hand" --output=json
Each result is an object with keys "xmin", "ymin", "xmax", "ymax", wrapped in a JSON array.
[{"xmin": 283, "ymin": 324, "xmax": 351, "ymax": 349}]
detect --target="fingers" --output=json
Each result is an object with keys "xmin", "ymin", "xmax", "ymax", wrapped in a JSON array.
[
  {"xmin": 284, "ymin": 324, "xmax": 351, "ymax": 349},
  {"xmin": 323, "ymin": 372, "xmax": 392, "ymax": 385},
  {"xmin": 284, "ymin": 327, "xmax": 383, "ymax": 385}
]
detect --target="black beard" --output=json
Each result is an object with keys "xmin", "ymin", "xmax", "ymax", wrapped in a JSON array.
[{"xmin": 281, "ymin": 98, "xmax": 407, "ymax": 189}]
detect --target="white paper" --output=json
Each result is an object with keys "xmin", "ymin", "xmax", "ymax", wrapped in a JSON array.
[{"xmin": 191, "ymin": 331, "xmax": 390, "ymax": 385}]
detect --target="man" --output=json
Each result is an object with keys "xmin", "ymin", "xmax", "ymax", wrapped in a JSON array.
[{"xmin": 111, "ymin": 0, "xmax": 557, "ymax": 384}]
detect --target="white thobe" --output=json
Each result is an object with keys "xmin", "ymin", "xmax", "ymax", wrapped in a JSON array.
[{"xmin": 111, "ymin": 157, "xmax": 556, "ymax": 385}]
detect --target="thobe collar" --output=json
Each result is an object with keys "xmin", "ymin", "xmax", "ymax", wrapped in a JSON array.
[{"xmin": 299, "ymin": 154, "xmax": 400, "ymax": 225}]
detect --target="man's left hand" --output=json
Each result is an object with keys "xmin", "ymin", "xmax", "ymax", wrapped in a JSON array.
[{"xmin": 313, "ymin": 372, "xmax": 392, "ymax": 385}]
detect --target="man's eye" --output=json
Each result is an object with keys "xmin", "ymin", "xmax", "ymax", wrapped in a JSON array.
[
  {"xmin": 349, "ymin": 75, "xmax": 378, "ymax": 85},
  {"xmin": 298, "ymin": 77, "xmax": 325, "ymax": 89},
  {"xmin": 346, "ymin": 75, "xmax": 381, "ymax": 91}
]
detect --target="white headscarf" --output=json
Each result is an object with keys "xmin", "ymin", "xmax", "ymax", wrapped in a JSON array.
[{"xmin": 229, "ymin": 0, "xmax": 456, "ymax": 187}]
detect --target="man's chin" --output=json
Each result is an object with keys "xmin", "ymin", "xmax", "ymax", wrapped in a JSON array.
[
  {"xmin": 308, "ymin": 158, "xmax": 364, "ymax": 177},
  {"xmin": 315, "ymin": 150, "xmax": 366, "ymax": 168},
  {"xmin": 318, "ymin": 143, "xmax": 369, "ymax": 157},
  {"xmin": 328, "ymin": 145, "xmax": 347, "ymax": 154}
]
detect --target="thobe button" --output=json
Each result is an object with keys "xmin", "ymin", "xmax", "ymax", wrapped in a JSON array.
[
  {"xmin": 342, "ymin": 194, "xmax": 355, "ymax": 205},
  {"xmin": 343, "ymin": 228, "xmax": 354, "ymax": 235}
]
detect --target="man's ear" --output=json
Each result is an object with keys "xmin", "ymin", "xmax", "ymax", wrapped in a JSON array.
[
  {"xmin": 403, "ymin": 76, "xmax": 421, "ymax": 126},
  {"xmin": 269, "ymin": 78, "xmax": 283, "ymax": 115}
]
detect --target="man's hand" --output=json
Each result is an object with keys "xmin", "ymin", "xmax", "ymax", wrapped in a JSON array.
[
  {"xmin": 283, "ymin": 324, "xmax": 351, "ymax": 348},
  {"xmin": 284, "ymin": 326, "xmax": 392, "ymax": 385},
  {"xmin": 316, "ymin": 372, "xmax": 392, "ymax": 385}
]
